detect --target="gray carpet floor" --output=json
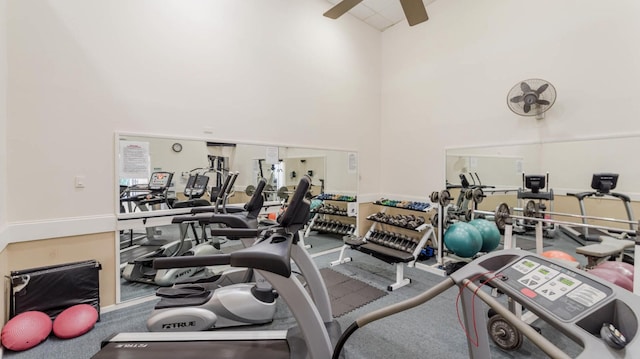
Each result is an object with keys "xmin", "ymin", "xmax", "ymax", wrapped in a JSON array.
[{"xmin": 3, "ymin": 230, "xmax": 601, "ymax": 359}]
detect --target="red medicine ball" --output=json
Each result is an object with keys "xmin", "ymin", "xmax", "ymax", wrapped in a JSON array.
[
  {"xmin": 1, "ymin": 311, "xmax": 52, "ymax": 351},
  {"xmin": 52, "ymin": 304, "xmax": 99, "ymax": 339}
]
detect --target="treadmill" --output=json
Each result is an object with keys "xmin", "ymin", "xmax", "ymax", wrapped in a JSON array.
[
  {"xmin": 561, "ymin": 173, "xmax": 636, "ymax": 245},
  {"xmin": 119, "ymin": 172, "xmax": 176, "ymax": 255},
  {"xmin": 94, "ymin": 176, "xmax": 342, "ymax": 359}
]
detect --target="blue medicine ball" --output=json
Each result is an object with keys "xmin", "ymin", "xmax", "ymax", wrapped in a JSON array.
[
  {"xmin": 444, "ymin": 222, "xmax": 483, "ymax": 258},
  {"xmin": 468, "ymin": 219, "xmax": 501, "ymax": 252}
]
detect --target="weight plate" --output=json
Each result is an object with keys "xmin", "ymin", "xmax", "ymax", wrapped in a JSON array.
[
  {"xmin": 488, "ymin": 315, "xmax": 523, "ymax": 351},
  {"xmin": 472, "ymin": 188, "xmax": 484, "ymax": 204},
  {"xmin": 465, "ymin": 189, "xmax": 473, "ymax": 200},
  {"xmin": 523, "ymin": 200, "xmax": 537, "ymax": 218},
  {"xmin": 277, "ymin": 186, "xmax": 290, "ymax": 199},
  {"xmin": 494, "ymin": 203, "xmax": 511, "ymax": 231},
  {"xmin": 430, "ymin": 213, "xmax": 439, "ymax": 227},
  {"xmin": 245, "ymin": 185, "xmax": 256, "ymax": 196},
  {"xmin": 430, "ymin": 191, "xmax": 439, "ymax": 203},
  {"xmin": 439, "ymin": 189, "xmax": 452, "ymax": 207}
]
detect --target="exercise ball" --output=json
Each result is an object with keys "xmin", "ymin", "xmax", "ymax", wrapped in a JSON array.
[
  {"xmin": 53, "ymin": 304, "xmax": 99, "ymax": 339},
  {"xmin": 1, "ymin": 311, "xmax": 52, "ymax": 351},
  {"xmin": 595, "ymin": 261, "xmax": 634, "ymax": 283},
  {"xmin": 589, "ymin": 268, "xmax": 633, "ymax": 292},
  {"xmin": 542, "ymin": 250, "xmax": 578, "ymax": 263},
  {"xmin": 444, "ymin": 222, "xmax": 483, "ymax": 258},
  {"xmin": 468, "ymin": 219, "xmax": 501, "ymax": 252}
]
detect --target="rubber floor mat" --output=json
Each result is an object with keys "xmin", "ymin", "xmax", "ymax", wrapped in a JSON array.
[{"xmin": 319, "ymin": 268, "xmax": 388, "ymax": 317}]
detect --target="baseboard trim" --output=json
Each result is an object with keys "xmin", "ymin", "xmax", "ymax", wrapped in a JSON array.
[{"xmin": 0, "ymin": 215, "xmax": 117, "ymax": 252}]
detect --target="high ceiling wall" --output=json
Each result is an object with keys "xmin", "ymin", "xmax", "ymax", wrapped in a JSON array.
[{"xmin": 380, "ymin": 0, "xmax": 640, "ymax": 197}]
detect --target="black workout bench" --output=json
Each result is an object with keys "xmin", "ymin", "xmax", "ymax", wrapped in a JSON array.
[{"xmin": 331, "ymin": 228, "xmax": 436, "ymax": 291}]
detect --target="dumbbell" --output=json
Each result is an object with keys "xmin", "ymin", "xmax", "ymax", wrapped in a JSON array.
[
  {"xmin": 388, "ymin": 235, "xmax": 402, "ymax": 249},
  {"xmin": 380, "ymin": 231, "xmax": 394, "ymax": 246},
  {"xmin": 368, "ymin": 231, "xmax": 382, "ymax": 244}
]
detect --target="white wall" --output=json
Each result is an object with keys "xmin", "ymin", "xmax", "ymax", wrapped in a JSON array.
[
  {"xmin": 6, "ymin": 0, "xmax": 381, "ymax": 225},
  {"xmin": 380, "ymin": 0, "xmax": 640, "ymax": 198},
  {"xmin": 0, "ymin": 0, "xmax": 7, "ymax": 235}
]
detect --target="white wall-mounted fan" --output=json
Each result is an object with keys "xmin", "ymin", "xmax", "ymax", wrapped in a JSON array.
[{"xmin": 507, "ymin": 79, "xmax": 557, "ymax": 120}]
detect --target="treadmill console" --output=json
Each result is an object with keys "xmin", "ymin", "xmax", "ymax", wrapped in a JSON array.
[
  {"xmin": 497, "ymin": 256, "xmax": 613, "ymax": 322},
  {"xmin": 148, "ymin": 172, "xmax": 173, "ymax": 191}
]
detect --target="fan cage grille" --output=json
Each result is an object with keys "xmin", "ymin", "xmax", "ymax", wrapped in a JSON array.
[{"xmin": 507, "ymin": 79, "xmax": 556, "ymax": 116}]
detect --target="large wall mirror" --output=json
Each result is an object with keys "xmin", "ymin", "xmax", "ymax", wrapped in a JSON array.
[
  {"xmin": 446, "ymin": 135, "xmax": 640, "ymax": 195},
  {"xmin": 115, "ymin": 133, "xmax": 358, "ymax": 302},
  {"xmin": 445, "ymin": 134, "xmax": 640, "ymax": 230}
]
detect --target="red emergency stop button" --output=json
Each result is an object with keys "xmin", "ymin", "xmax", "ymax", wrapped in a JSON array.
[{"xmin": 521, "ymin": 288, "xmax": 537, "ymax": 298}]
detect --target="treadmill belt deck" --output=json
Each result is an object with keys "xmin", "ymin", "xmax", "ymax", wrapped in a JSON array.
[{"xmin": 92, "ymin": 340, "xmax": 290, "ymax": 359}]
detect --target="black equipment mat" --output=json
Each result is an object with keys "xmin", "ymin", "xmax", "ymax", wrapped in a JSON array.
[
  {"xmin": 93, "ymin": 340, "xmax": 289, "ymax": 359},
  {"xmin": 509, "ymin": 239, "xmax": 553, "ymax": 251},
  {"xmin": 320, "ymin": 268, "xmax": 387, "ymax": 317}
]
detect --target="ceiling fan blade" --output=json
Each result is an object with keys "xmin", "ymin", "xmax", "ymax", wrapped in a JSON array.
[
  {"xmin": 510, "ymin": 95, "xmax": 523, "ymax": 103},
  {"xmin": 523, "ymin": 103, "xmax": 531, "ymax": 113},
  {"xmin": 399, "ymin": 0, "xmax": 429, "ymax": 26},
  {"xmin": 536, "ymin": 83, "xmax": 549, "ymax": 95},
  {"xmin": 323, "ymin": 0, "xmax": 364, "ymax": 19},
  {"xmin": 536, "ymin": 99, "xmax": 550, "ymax": 105},
  {"xmin": 520, "ymin": 82, "xmax": 532, "ymax": 93}
]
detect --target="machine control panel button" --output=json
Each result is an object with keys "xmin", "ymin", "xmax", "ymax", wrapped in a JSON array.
[
  {"xmin": 535, "ymin": 275, "xmax": 582, "ymax": 301},
  {"xmin": 518, "ymin": 265, "xmax": 559, "ymax": 290},
  {"xmin": 521, "ymin": 288, "xmax": 537, "ymax": 298}
]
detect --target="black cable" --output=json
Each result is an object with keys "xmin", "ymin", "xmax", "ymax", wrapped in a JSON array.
[{"xmin": 332, "ymin": 322, "xmax": 359, "ymax": 359}]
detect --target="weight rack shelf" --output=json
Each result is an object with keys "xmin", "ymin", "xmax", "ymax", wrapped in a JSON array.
[
  {"xmin": 311, "ymin": 210, "xmax": 350, "ymax": 217},
  {"xmin": 304, "ymin": 195, "xmax": 356, "ymax": 238},
  {"xmin": 317, "ymin": 193, "xmax": 357, "ymax": 202},
  {"xmin": 373, "ymin": 201, "xmax": 431, "ymax": 213},
  {"xmin": 330, "ymin": 199, "xmax": 438, "ymax": 291},
  {"xmin": 366, "ymin": 218, "xmax": 428, "ymax": 232}
]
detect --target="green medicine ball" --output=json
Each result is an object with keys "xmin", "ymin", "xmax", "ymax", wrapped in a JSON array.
[
  {"xmin": 468, "ymin": 219, "xmax": 501, "ymax": 253},
  {"xmin": 444, "ymin": 222, "xmax": 483, "ymax": 258}
]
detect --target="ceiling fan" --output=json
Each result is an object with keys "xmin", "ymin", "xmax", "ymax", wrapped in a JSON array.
[{"xmin": 324, "ymin": 0, "xmax": 429, "ymax": 27}]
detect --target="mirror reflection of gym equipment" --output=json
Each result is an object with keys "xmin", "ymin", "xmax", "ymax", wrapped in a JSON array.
[{"xmin": 115, "ymin": 135, "xmax": 359, "ymax": 303}]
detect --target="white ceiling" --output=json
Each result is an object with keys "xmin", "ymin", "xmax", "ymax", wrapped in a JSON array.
[{"xmin": 325, "ymin": 0, "xmax": 435, "ymax": 31}]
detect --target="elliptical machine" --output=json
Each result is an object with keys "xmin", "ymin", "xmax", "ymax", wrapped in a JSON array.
[
  {"xmin": 160, "ymin": 177, "xmax": 271, "ymax": 289},
  {"xmin": 121, "ymin": 172, "xmax": 243, "ymax": 286},
  {"xmin": 146, "ymin": 177, "xmax": 280, "ymax": 330},
  {"xmin": 93, "ymin": 176, "xmax": 340, "ymax": 359}
]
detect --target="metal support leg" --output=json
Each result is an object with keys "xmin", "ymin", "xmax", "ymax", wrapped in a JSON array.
[
  {"xmin": 387, "ymin": 262, "xmax": 411, "ymax": 291},
  {"xmin": 330, "ymin": 245, "xmax": 352, "ymax": 266}
]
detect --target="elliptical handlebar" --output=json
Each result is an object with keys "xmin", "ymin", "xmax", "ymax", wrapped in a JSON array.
[{"xmin": 153, "ymin": 229, "xmax": 294, "ymax": 278}]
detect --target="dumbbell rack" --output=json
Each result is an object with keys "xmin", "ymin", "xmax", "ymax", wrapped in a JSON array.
[
  {"xmin": 331, "ymin": 200, "xmax": 437, "ymax": 291},
  {"xmin": 304, "ymin": 195, "xmax": 357, "ymax": 238}
]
